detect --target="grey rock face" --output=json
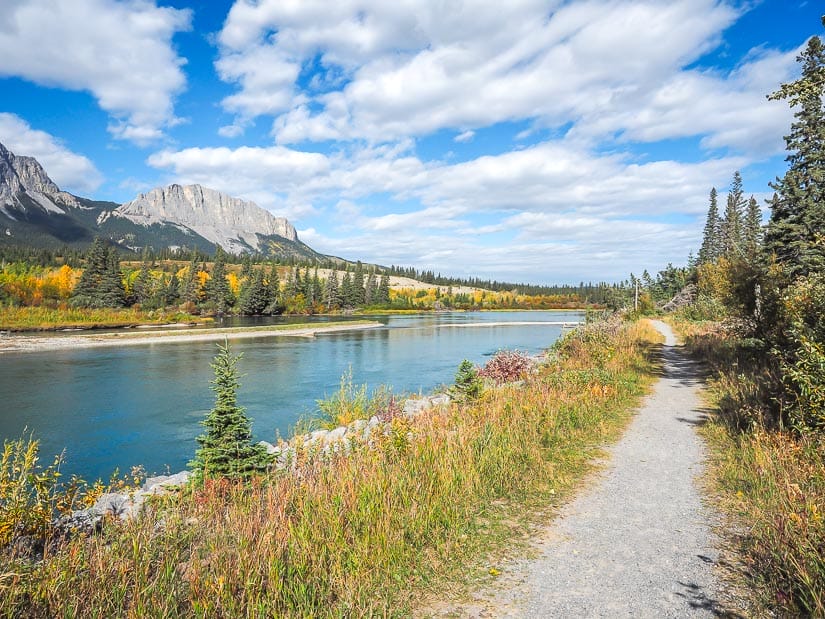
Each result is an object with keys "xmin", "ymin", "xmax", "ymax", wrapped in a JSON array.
[
  {"xmin": 0, "ymin": 141, "xmax": 78, "ymax": 211},
  {"xmin": 115, "ymin": 184, "xmax": 298, "ymax": 253}
]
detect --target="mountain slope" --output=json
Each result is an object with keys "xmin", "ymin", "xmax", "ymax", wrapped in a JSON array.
[{"xmin": 0, "ymin": 142, "xmax": 324, "ymax": 261}]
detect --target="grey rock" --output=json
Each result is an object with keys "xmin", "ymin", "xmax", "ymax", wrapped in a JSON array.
[
  {"xmin": 403, "ymin": 398, "xmax": 430, "ymax": 417},
  {"xmin": 142, "ymin": 470, "xmax": 191, "ymax": 493},
  {"xmin": 349, "ymin": 419, "xmax": 368, "ymax": 433},
  {"xmin": 429, "ymin": 394, "xmax": 451, "ymax": 406},
  {"xmin": 325, "ymin": 426, "xmax": 347, "ymax": 443},
  {"xmin": 52, "ymin": 508, "xmax": 103, "ymax": 536},
  {"xmin": 258, "ymin": 440, "xmax": 280, "ymax": 455},
  {"xmin": 116, "ymin": 184, "xmax": 298, "ymax": 254},
  {"xmin": 92, "ymin": 492, "xmax": 135, "ymax": 519}
]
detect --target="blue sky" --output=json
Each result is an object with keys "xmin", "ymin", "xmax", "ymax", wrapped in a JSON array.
[{"xmin": 0, "ymin": 0, "xmax": 820, "ymax": 283}]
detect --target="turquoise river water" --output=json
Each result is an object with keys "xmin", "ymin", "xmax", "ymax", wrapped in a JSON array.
[{"xmin": 0, "ymin": 311, "xmax": 583, "ymax": 481}]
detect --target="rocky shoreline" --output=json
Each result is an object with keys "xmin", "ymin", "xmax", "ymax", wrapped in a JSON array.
[{"xmin": 54, "ymin": 392, "xmax": 455, "ymax": 536}]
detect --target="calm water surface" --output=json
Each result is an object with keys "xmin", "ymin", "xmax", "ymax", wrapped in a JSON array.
[{"xmin": 0, "ymin": 311, "xmax": 582, "ymax": 480}]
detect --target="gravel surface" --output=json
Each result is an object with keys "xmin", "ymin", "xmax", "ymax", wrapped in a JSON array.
[
  {"xmin": 426, "ymin": 320, "xmax": 730, "ymax": 618},
  {"xmin": 0, "ymin": 322, "xmax": 381, "ymax": 354}
]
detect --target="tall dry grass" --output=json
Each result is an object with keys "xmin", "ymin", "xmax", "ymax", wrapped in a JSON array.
[{"xmin": 670, "ymin": 317, "xmax": 825, "ymax": 616}]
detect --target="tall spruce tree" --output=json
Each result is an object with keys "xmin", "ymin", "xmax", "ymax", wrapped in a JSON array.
[
  {"xmin": 205, "ymin": 248, "xmax": 232, "ymax": 313},
  {"xmin": 190, "ymin": 342, "xmax": 271, "ymax": 481},
  {"xmin": 239, "ymin": 268, "xmax": 269, "ymax": 315},
  {"xmin": 698, "ymin": 187, "xmax": 721, "ymax": 263},
  {"xmin": 722, "ymin": 171, "xmax": 746, "ymax": 257},
  {"xmin": 182, "ymin": 258, "xmax": 201, "ymax": 305},
  {"xmin": 765, "ymin": 34, "xmax": 825, "ymax": 276},
  {"xmin": 324, "ymin": 271, "xmax": 341, "ymax": 309},
  {"xmin": 341, "ymin": 271, "xmax": 354, "ymax": 308},
  {"xmin": 352, "ymin": 261, "xmax": 366, "ymax": 305},
  {"xmin": 165, "ymin": 272, "xmax": 180, "ymax": 306},
  {"xmin": 378, "ymin": 274, "xmax": 391, "ymax": 304},
  {"xmin": 70, "ymin": 238, "xmax": 126, "ymax": 308},
  {"xmin": 743, "ymin": 195, "xmax": 763, "ymax": 258}
]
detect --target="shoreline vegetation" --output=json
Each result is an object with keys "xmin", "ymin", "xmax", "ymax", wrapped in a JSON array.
[
  {"xmin": 0, "ymin": 320, "xmax": 383, "ymax": 354},
  {"xmin": 0, "ymin": 316, "xmax": 661, "ymax": 616}
]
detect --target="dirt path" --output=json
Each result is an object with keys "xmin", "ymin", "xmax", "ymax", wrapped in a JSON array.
[{"xmin": 431, "ymin": 320, "xmax": 730, "ymax": 617}]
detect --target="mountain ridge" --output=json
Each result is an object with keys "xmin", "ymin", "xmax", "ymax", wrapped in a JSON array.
[{"xmin": 0, "ymin": 141, "xmax": 323, "ymax": 261}]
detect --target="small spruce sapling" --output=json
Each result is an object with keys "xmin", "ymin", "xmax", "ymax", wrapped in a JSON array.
[
  {"xmin": 451, "ymin": 359, "xmax": 483, "ymax": 401},
  {"xmin": 190, "ymin": 341, "xmax": 272, "ymax": 482}
]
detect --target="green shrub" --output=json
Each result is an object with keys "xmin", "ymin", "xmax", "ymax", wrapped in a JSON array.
[{"xmin": 450, "ymin": 359, "xmax": 482, "ymax": 401}]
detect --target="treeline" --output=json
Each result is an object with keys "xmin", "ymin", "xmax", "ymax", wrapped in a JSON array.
[
  {"xmin": 2, "ymin": 241, "xmax": 594, "ymax": 316},
  {"xmin": 2, "ymin": 242, "xmax": 629, "ymax": 305}
]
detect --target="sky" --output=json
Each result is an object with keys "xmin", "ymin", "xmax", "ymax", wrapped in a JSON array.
[{"xmin": 0, "ymin": 0, "xmax": 820, "ymax": 284}]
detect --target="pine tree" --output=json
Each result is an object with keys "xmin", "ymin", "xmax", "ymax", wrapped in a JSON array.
[
  {"xmin": 324, "ymin": 271, "xmax": 341, "ymax": 309},
  {"xmin": 132, "ymin": 261, "xmax": 151, "ymax": 305},
  {"xmin": 101, "ymin": 249, "xmax": 127, "ymax": 308},
  {"xmin": 743, "ymin": 195, "xmax": 763, "ymax": 258},
  {"xmin": 765, "ymin": 35, "xmax": 825, "ymax": 276},
  {"xmin": 364, "ymin": 270, "xmax": 376, "ymax": 305},
  {"xmin": 698, "ymin": 187, "xmax": 721, "ymax": 263},
  {"xmin": 205, "ymin": 248, "xmax": 232, "ymax": 313},
  {"xmin": 341, "ymin": 271, "xmax": 354, "ymax": 308},
  {"xmin": 190, "ymin": 342, "xmax": 271, "ymax": 481},
  {"xmin": 378, "ymin": 274, "xmax": 390, "ymax": 305},
  {"xmin": 721, "ymin": 171, "xmax": 746, "ymax": 257},
  {"xmin": 165, "ymin": 272, "xmax": 180, "ymax": 306},
  {"xmin": 70, "ymin": 238, "xmax": 125, "ymax": 307},
  {"xmin": 265, "ymin": 265, "xmax": 282, "ymax": 314},
  {"xmin": 352, "ymin": 261, "xmax": 365, "ymax": 306},
  {"xmin": 182, "ymin": 258, "xmax": 201, "ymax": 305},
  {"xmin": 239, "ymin": 268, "xmax": 269, "ymax": 315},
  {"xmin": 311, "ymin": 267, "xmax": 322, "ymax": 306}
]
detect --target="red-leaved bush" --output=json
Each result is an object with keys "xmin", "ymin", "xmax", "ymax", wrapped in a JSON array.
[{"xmin": 478, "ymin": 350, "xmax": 534, "ymax": 385}]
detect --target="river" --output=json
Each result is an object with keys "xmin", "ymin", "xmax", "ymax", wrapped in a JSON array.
[{"xmin": 0, "ymin": 311, "xmax": 583, "ymax": 481}]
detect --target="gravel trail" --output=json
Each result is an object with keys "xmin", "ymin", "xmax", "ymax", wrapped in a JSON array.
[{"xmin": 429, "ymin": 320, "xmax": 728, "ymax": 617}]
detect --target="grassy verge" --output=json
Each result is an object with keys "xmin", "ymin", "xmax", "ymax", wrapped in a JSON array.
[
  {"xmin": 668, "ymin": 317, "xmax": 825, "ymax": 616},
  {"xmin": 0, "ymin": 306, "xmax": 209, "ymax": 331},
  {"xmin": 1, "ymin": 318, "xmax": 661, "ymax": 617}
]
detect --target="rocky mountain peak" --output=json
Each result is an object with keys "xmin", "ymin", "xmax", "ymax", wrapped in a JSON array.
[
  {"xmin": 0, "ymin": 141, "xmax": 78, "ymax": 210},
  {"xmin": 115, "ymin": 183, "xmax": 299, "ymax": 253}
]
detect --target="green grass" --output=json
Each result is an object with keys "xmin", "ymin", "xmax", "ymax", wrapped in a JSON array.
[
  {"xmin": 0, "ymin": 305, "xmax": 209, "ymax": 332},
  {"xmin": 0, "ymin": 318, "xmax": 661, "ymax": 617},
  {"xmin": 669, "ymin": 317, "xmax": 825, "ymax": 616}
]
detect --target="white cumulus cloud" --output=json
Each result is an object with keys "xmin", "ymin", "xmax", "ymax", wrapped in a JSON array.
[
  {"xmin": 0, "ymin": 113, "xmax": 103, "ymax": 194},
  {"xmin": 0, "ymin": 0, "xmax": 191, "ymax": 145}
]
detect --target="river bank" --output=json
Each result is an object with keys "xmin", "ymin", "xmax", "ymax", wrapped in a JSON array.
[{"xmin": 0, "ymin": 320, "xmax": 382, "ymax": 354}]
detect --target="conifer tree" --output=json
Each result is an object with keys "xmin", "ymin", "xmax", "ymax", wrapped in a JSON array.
[
  {"xmin": 265, "ymin": 265, "xmax": 282, "ymax": 314},
  {"xmin": 239, "ymin": 268, "xmax": 269, "ymax": 315},
  {"xmin": 352, "ymin": 261, "xmax": 365, "ymax": 305},
  {"xmin": 311, "ymin": 267, "xmax": 322, "ymax": 306},
  {"xmin": 698, "ymin": 187, "xmax": 721, "ymax": 263},
  {"xmin": 341, "ymin": 271, "xmax": 354, "ymax": 308},
  {"xmin": 324, "ymin": 271, "xmax": 341, "ymax": 309},
  {"xmin": 165, "ymin": 272, "xmax": 180, "ymax": 306},
  {"xmin": 364, "ymin": 270, "xmax": 376, "ymax": 305},
  {"xmin": 378, "ymin": 274, "xmax": 391, "ymax": 305},
  {"xmin": 765, "ymin": 34, "xmax": 825, "ymax": 276},
  {"xmin": 190, "ymin": 342, "xmax": 271, "ymax": 481},
  {"xmin": 132, "ymin": 261, "xmax": 151, "ymax": 305},
  {"xmin": 743, "ymin": 195, "xmax": 763, "ymax": 258},
  {"xmin": 722, "ymin": 171, "xmax": 746, "ymax": 257},
  {"xmin": 70, "ymin": 238, "xmax": 126, "ymax": 307},
  {"xmin": 205, "ymin": 248, "xmax": 232, "ymax": 313},
  {"xmin": 182, "ymin": 258, "xmax": 201, "ymax": 305}
]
